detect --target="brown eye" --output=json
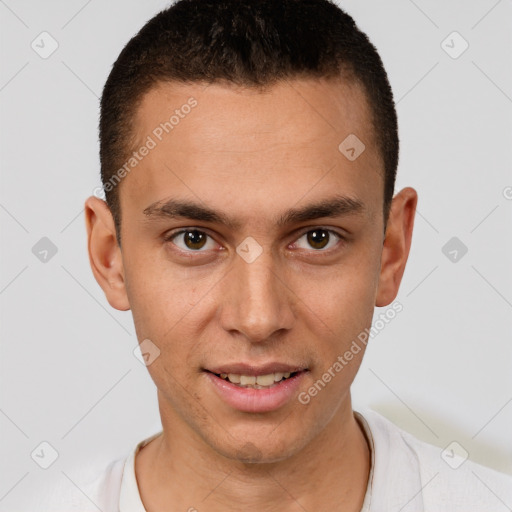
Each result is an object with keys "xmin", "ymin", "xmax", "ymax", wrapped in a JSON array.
[
  {"xmin": 294, "ymin": 228, "xmax": 342, "ymax": 251},
  {"xmin": 183, "ymin": 230, "xmax": 207, "ymax": 250},
  {"xmin": 167, "ymin": 229, "xmax": 215, "ymax": 252},
  {"xmin": 307, "ymin": 229, "xmax": 329, "ymax": 249}
]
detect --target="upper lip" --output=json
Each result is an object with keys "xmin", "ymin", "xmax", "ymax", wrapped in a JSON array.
[{"xmin": 205, "ymin": 363, "xmax": 307, "ymax": 376}]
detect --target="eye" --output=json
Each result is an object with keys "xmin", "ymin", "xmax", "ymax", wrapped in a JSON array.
[
  {"xmin": 293, "ymin": 228, "xmax": 343, "ymax": 251},
  {"xmin": 165, "ymin": 229, "xmax": 217, "ymax": 252}
]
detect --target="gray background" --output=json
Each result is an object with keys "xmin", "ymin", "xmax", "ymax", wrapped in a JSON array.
[{"xmin": 1, "ymin": 0, "xmax": 511, "ymax": 509}]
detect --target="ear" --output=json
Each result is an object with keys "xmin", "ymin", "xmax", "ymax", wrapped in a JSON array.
[
  {"xmin": 84, "ymin": 196, "xmax": 130, "ymax": 311},
  {"xmin": 375, "ymin": 187, "xmax": 418, "ymax": 307}
]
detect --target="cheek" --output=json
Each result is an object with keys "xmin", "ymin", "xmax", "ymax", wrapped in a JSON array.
[
  {"xmin": 123, "ymin": 245, "xmax": 200, "ymax": 333},
  {"xmin": 296, "ymin": 273, "xmax": 375, "ymax": 413},
  {"xmin": 327, "ymin": 274, "xmax": 377, "ymax": 337},
  {"xmin": 296, "ymin": 248, "xmax": 380, "ymax": 340},
  {"xmin": 123, "ymin": 249, "xmax": 221, "ymax": 384},
  {"xmin": 303, "ymin": 281, "xmax": 373, "ymax": 382}
]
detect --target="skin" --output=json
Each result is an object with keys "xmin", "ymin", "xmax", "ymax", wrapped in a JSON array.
[{"xmin": 85, "ymin": 77, "xmax": 417, "ymax": 511}]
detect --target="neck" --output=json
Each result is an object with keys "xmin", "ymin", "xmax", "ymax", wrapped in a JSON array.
[{"xmin": 136, "ymin": 394, "xmax": 370, "ymax": 511}]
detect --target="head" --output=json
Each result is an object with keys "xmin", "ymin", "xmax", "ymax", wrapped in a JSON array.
[
  {"xmin": 86, "ymin": 0, "xmax": 417, "ymax": 463},
  {"xmin": 99, "ymin": 0, "xmax": 400, "ymax": 239}
]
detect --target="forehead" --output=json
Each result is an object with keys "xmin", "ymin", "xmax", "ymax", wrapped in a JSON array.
[
  {"xmin": 132, "ymin": 77, "xmax": 376, "ymax": 151},
  {"xmin": 121, "ymin": 77, "xmax": 383, "ymax": 223}
]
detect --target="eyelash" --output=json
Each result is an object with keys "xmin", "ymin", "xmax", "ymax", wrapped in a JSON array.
[{"xmin": 163, "ymin": 227, "xmax": 346, "ymax": 255}]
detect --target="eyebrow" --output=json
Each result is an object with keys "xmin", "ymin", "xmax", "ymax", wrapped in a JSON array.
[{"xmin": 143, "ymin": 194, "xmax": 365, "ymax": 229}]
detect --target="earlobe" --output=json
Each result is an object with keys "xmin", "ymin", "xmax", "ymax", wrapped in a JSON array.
[
  {"xmin": 375, "ymin": 187, "xmax": 418, "ymax": 307},
  {"xmin": 84, "ymin": 196, "xmax": 130, "ymax": 311}
]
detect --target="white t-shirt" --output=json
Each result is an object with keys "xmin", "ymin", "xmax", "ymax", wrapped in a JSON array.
[{"xmin": 28, "ymin": 409, "xmax": 512, "ymax": 511}]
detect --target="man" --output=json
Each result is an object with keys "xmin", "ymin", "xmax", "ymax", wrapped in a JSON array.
[{"xmin": 40, "ymin": 0, "xmax": 512, "ymax": 510}]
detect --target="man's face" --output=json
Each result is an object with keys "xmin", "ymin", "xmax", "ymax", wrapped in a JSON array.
[{"xmin": 114, "ymin": 78, "xmax": 387, "ymax": 461}]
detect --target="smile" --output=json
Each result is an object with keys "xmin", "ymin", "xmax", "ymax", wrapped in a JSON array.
[
  {"xmin": 215, "ymin": 371, "xmax": 295, "ymax": 388},
  {"xmin": 204, "ymin": 369, "xmax": 308, "ymax": 413}
]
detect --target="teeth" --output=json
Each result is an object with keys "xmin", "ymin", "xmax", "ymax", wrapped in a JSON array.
[
  {"xmin": 218, "ymin": 371, "xmax": 294, "ymax": 387},
  {"xmin": 239, "ymin": 375, "xmax": 256, "ymax": 385},
  {"xmin": 256, "ymin": 373, "xmax": 275, "ymax": 386}
]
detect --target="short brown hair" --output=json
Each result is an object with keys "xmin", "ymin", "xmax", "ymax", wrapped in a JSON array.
[{"xmin": 99, "ymin": 0, "xmax": 399, "ymax": 240}]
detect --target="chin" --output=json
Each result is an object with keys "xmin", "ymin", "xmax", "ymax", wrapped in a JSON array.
[{"xmin": 208, "ymin": 426, "xmax": 308, "ymax": 465}]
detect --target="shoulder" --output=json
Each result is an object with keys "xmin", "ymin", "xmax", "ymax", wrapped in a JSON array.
[
  {"xmin": 24, "ymin": 454, "xmax": 128, "ymax": 512},
  {"xmin": 357, "ymin": 408, "xmax": 512, "ymax": 512},
  {"xmin": 82, "ymin": 456, "xmax": 127, "ymax": 510}
]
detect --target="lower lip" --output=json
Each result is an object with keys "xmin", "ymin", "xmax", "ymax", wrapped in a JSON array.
[{"xmin": 204, "ymin": 371, "xmax": 306, "ymax": 413}]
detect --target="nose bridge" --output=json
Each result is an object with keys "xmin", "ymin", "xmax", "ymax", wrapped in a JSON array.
[{"xmin": 221, "ymin": 246, "xmax": 293, "ymax": 342}]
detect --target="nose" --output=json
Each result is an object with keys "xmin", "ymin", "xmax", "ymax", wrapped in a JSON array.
[{"xmin": 219, "ymin": 248, "xmax": 295, "ymax": 343}]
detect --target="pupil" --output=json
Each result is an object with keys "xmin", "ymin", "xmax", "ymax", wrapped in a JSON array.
[
  {"xmin": 307, "ymin": 229, "xmax": 328, "ymax": 249},
  {"xmin": 185, "ymin": 230, "xmax": 206, "ymax": 250}
]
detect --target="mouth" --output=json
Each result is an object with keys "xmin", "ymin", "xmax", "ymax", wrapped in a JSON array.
[
  {"xmin": 203, "ymin": 366, "xmax": 308, "ymax": 413},
  {"xmin": 207, "ymin": 370, "xmax": 301, "ymax": 389}
]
